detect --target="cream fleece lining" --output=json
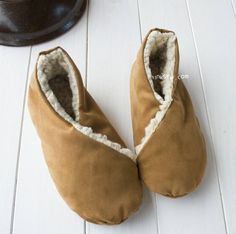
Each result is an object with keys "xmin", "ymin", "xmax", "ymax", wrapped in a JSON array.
[
  {"xmin": 136, "ymin": 30, "xmax": 176, "ymax": 154},
  {"xmin": 37, "ymin": 48, "xmax": 136, "ymax": 162}
]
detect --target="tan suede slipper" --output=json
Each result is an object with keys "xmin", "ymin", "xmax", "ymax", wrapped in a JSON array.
[
  {"xmin": 130, "ymin": 28, "xmax": 207, "ymax": 198},
  {"xmin": 28, "ymin": 47, "xmax": 142, "ymax": 224}
]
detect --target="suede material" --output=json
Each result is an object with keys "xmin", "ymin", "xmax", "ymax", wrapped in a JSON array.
[
  {"xmin": 130, "ymin": 28, "xmax": 207, "ymax": 197},
  {"xmin": 130, "ymin": 45, "xmax": 160, "ymax": 146},
  {"xmin": 28, "ymin": 48, "xmax": 142, "ymax": 224}
]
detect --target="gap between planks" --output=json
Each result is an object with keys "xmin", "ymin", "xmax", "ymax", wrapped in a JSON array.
[
  {"xmin": 136, "ymin": 1, "xmax": 160, "ymax": 234},
  {"xmin": 9, "ymin": 46, "xmax": 33, "ymax": 234},
  {"xmin": 185, "ymin": 0, "xmax": 228, "ymax": 233},
  {"xmin": 84, "ymin": 0, "xmax": 90, "ymax": 233}
]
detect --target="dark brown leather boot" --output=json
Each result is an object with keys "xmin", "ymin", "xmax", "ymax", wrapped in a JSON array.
[{"xmin": 0, "ymin": 0, "xmax": 86, "ymax": 46}]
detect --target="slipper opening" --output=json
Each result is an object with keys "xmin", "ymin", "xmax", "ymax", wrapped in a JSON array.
[
  {"xmin": 36, "ymin": 48, "xmax": 136, "ymax": 162},
  {"xmin": 144, "ymin": 30, "xmax": 176, "ymax": 102},
  {"xmin": 48, "ymin": 74, "xmax": 75, "ymax": 120},
  {"xmin": 136, "ymin": 30, "xmax": 177, "ymax": 153},
  {"xmin": 37, "ymin": 48, "xmax": 80, "ymax": 123}
]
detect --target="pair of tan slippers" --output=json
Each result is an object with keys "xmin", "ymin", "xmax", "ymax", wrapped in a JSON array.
[{"xmin": 28, "ymin": 28, "xmax": 207, "ymax": 225}]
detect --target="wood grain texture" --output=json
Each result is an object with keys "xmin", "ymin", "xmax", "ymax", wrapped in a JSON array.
[
  {"xmin": 138, "ymin": 0, "xmax": 227, "ymax": 233},
  {"xmin": 12, "ymin": 9, "xmax": 88, "ymax": 234},
  {"xmin": 0, "ymin": 46, "xmax": 31, "ymax": 234}
]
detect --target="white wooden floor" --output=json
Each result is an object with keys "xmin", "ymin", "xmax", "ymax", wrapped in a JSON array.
[{"xmin": 0, "ymin": 0, "xmax": 236, "ymax": 233}]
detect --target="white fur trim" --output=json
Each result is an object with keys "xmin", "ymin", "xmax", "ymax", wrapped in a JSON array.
[
  {"xmin": 135, "ymin": 30, "xmax": 176, "ymax": 154},
  {"xmin": 37, "ymin": 48, "xmax": 136, "ymax": 162}
]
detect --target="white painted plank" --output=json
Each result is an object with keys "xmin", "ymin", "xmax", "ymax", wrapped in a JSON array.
[
  {"xmin": 87, "ymin": 0, "xmax": 139, "ymax": 149},
  {"xmin": 12, "ymin": 9, "xmax": 88, "ymax": 234},
  {"xmin": 0, "ymin": 45, "xmax": 31, "ymax": 234},
  {"xmin": 87, "ymin": 0, "xmax": 158, "ymax": 233},
  {"xmin": 138, "ymin": 0, "xmax": 227, "ymax": 233},
  {"xmin": 187, "ymin": 0, "xmax": 236, "ymax": 233}
]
